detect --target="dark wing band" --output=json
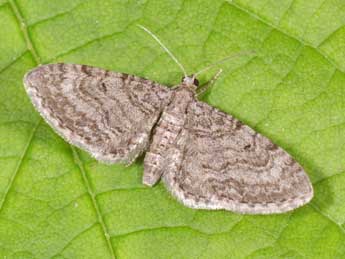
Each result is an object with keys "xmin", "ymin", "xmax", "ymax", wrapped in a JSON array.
[
  {"xmin": 24, "ymin": 64, "xmax": 172, "ymax": 164},
  {"xmin": 163, "ymin": 101, "xmax": 313, "ymax": 214}
]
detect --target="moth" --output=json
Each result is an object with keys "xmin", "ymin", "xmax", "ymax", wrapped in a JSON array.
[{"xmin": 23, "ymin": 26, "xmax": 313, "ymax": 214}]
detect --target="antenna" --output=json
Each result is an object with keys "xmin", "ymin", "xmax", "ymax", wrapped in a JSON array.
[
  {"xmin": 137, "ymin": 24, "xmax": 188, "ymax": 78},
  {"xmin": 193, "ymin": 50, "xmax": 256, "ymax": 78}
]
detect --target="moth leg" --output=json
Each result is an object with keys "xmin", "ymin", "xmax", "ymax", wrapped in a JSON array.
[{"xmin": 196, "ymin": 69, "xmax": 223, "ymax": 96}]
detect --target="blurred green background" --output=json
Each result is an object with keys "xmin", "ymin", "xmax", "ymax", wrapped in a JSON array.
[{"xmin": 0, "ymin": 0, "xmax": 345, "ymax": 258}]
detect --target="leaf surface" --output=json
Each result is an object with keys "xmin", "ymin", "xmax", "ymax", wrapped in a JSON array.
[{"xmin": 0, "ymin": 0, "xmax": 345, "ymax": 258}]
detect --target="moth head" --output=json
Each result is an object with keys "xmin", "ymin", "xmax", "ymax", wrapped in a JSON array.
[{"xmin": 182, "ymin": 75, "xmax": 199, "ymax": 88}]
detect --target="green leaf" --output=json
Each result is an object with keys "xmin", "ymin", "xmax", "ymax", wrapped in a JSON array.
[{"xmin": 1, "ymin": 0, "xmax": 345, "ymax": 258}]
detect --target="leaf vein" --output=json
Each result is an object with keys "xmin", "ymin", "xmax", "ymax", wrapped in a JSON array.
[
  {"xmin": 28, "ymin": 1, "xmax": 85, "ymax": 27},
  {"xmin": 0, "ymin": 50, "xmax": 28, "ymax": 74},
  {"xmin": 71, "ymin": 147, "xmax": 116, "ymax": 259},
  {"xmin": 230, "ymin": 1, "xmax": 345, "ymax": 72},
  {"xmin": 310, "ymin": 203, "xmax": 345, "ymax": 234},
  {"xmin": 8, "ymin": 0, "xmax": 41, "ymax": 64},
  {"xmin": 0, "ymin": 119, "xmax": 40, "ymax": 211},
  {"xmin": 7, "ymin": 2, "xmax": 117, "ymax": 257},
  {"xmin": 51, "ymin": 222, "xmax": 98, "ymax": 258}
]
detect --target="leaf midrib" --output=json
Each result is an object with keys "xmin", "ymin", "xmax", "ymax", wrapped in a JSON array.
[
  {"xmin": 7, "ymin": 1, "xmax": 116, "ymax": 258},
  {"xmin": 4, "ymin": 0, "xmax": 345, "ymax": 254}
]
